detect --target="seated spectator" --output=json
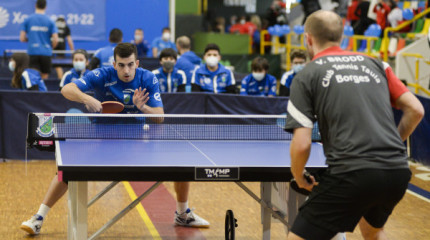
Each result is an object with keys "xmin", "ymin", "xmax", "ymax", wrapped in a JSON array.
[
  {"xmin": 279, "ymin": 49, "xmax": 307, "ymax": 96},
  {"xmin": 89, "ymin": 28, "xmax": 123, "ymax": 69},
  {"xmin": 214, "ymin": 17, "xmax": 226, "ymax": 33},
  {"xmin": 175, "ymin": 36, "xmax": 202, "ymax": 84},
  {"xmin": 191, "ymin": 43, "xmax": 236, "ymax": 93},
  {"xmin": 229, "ymin": 16, "xmax": 247, "ymax": 34},
  {"xmin": 240, "ymin": 57, "xmax": 276, "ymax": 97},
  {"xmin": 9, "ymin": 52, "xmax": 47, "ymax": 91},
  {"xmin": 152, "ymin": 27, "xmax": 176, "ymax": 57},
  {"xmin": 132, "ymin": 28, "xmax": 151, "ymax": 58},
  {"xmin": 226, "ymin": 15, "xmax": 238, "ymax": 33},
  {"xmin": 59, "ymin": 49, "xmax": 90, "ymax": 90},
  {"xmin": 152, "ymin": 48, "xmax": 186, "ymax": 93},
  {"xmin": 387, "ymin": 0, "xmax": 403, "ymax": 28}
]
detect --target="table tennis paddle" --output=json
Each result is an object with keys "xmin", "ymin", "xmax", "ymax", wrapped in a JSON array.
[
  {"xmin": 290, "ymin": 172, "xmax": 313, "ymax": 196},
  {"xmin": 101, "ymin": 101, "xmax": 124, "ymax": 113}
]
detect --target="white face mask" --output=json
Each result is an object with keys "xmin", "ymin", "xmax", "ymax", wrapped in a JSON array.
[
  {"xmin": 162, "ymin": 32, "xmax": 170, "ymax": 41},
  {"xmin": 73, "ymin": 61, "xmax": 86, "ymax": 72},
  {"xmin": 8, "ymin": 61, "xmax": 15, "ymax": 72},
  {"xmin": 292, "ymin": 64, "xmax": 305, "ymax": 73},
  {"xmin": 252, "ymin": 72, "xmax": 265, "ymax": 81},
  {"xmin": 134, "ymin": 35, "xmax": 143, "ymax": 41},
  {"xmin": 240, "ymin": 19, "xmax": 246, "ymax": 24},
  {"xmin": 205, "ymin": 56, "xmax": 219, "ymax": 68}
]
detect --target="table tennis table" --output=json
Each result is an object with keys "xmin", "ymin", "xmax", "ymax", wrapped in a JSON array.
[{"xmin": 28, "ymin": 113, "xmax": 326, "ymax": 240}]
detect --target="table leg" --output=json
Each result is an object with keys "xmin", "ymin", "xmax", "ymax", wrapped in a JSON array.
[
  {"xmin": 287, "ymin": 184, "xmax": 307, "ymax": 230},
  {"xmin": 260, "ymin": 182, "xmax": 272, "ymax": 240},
  {"xmin": 68, "ymin": 181, "xmax": 88, "ymax": 240}
]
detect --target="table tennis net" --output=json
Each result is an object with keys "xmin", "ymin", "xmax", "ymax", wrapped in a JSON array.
[{"xmin": 27, "ymin": 113, "xmax": 321, "ymax": 150}]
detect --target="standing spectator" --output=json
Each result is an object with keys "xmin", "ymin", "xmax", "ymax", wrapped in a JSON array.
[
  {"xmin": 347, "ymin": 0, "xmax": 360, "ymax": 27},
  {"xmin": 9, "ymin": 53, "xmax": 47, "ymax": 91},
  {"xmin": 191, "ymin": 43, "xmax": 236, "ymax": 93},
  {"xmin": 240, "ymin": 57, "xmax": 276, "ymax": 97},
  {"xmin": 152, "ymin": 27, "xmax": 176, "ymax": 57},
  {"xmin": 226, "ymin": 15, "xmax": 238, "ymax": 33},
  {"xmin": 132, "ymin": 28, "xmax": 151, "ymax": 58},
  {"xmin": 279, "ymin": 49, "xmax": 308, "ymax": 96},
  {"xmin": 175, "ymin": 36, "xmax": 201, "ymax": 84},
  {"xmin": 387, "ymin": 0, "xmax": 403, "ymax": 28},
  {"xmin": 373, "ymin": 0, "xmax": 391, "ymax": 31},
  {"xmin": 229, "ymin": 16, "xmax": 247, "ymax": 34},
  {"xmin": 89, "ymin": 28, "xmax": 123, "ymax": 69},
  {"xmin": 354, "ymin": 0, "xmax": 375, "ymax": 35},
  {"xmin": 300, "ymin": 0, "xmax": 321, "ymax": 24},
  {"xmin": 19, "ymin": 0, "xmax": 58, "ymax": 80},
  {"xmin": 54, "ymin": 16, "xmax": 74, "ymax": 80},
  {"xmin": 152, "ymin": 48, "xmax": 186, "ymax": 93},
  {"xmin": 59, "ymin": 49, "xmax": 90, "ymax": 90}
]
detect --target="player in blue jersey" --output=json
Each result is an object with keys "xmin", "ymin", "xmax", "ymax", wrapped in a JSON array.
[
  {"xmin": 20, "ymin": 43, "xmax": 208, "ymax": 236},
  {"xmin": 175, "ymin": 36, "xmax": 201, "ymax": 84},
  {"xmin": 152, "ymin": 27, "xmax": 177, "ymax": 57},
  {"xmin": 191, "ymin": 43, "xmax": 236, "ymax": 93},
  {"xmin": 89, "ymin": 28, "xmax": 123, "ymax": 70},
  {"xmin": 240, "ymin": 57, "xmax": 277, "ymax": 97},
  {"xmin": 9, "ymin": 53, "xmax": 47, "ymax": 91},
  {"xmin": 19, "ymin": 0, "xmax": 58, "ymax": 80},
  {"xmin": 132, "ymin": 28, "xmax": 151, "ymax": 58},
  {"xmin": 279, "ymin": 49, "xmax": 307, "ymax": 96},
  {"xmin": 152, "ymin": 48, "xmax": 187, "ymax": 93},
  {"xmin": 59, "ymin": 49, "xmax": 90, "ymax": 90}
]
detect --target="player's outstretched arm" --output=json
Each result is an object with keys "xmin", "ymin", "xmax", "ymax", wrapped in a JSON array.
[
  {"xmin": 395, "ymin": 92, "xmax": 425, "ymax": 141},
  {"xmin": 61, "ymin": 83, "xmax": 102, "ymax": 113}
]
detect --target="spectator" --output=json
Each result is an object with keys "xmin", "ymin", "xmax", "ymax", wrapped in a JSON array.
[
  {"xmin": 132, "ymin": 28, "xmax": 151, "ymax": 58},
  {"xmin": 373, "ymin": 0, "xmax": 391, "ymax": 31},
  {"xmin": 300, "ymin": 0, "xmax": 321, "ymax": 24},
  {"xmin": 229, "ymin": 16, "xmax": 247, "ymax": 34},
  {"xmin": 54, "ymin": 16, "xmax": 74, "ymax": 80},
  {"xmin": 279, "ymin": 49, "xmax": 307, "ymax": 96},
  {"xmin": 387, "ymin": 0, "xmax": 403, "ymax": 28},
  {"xmin": 175, "ymin": 36, "xmax": 201, "ymax": 84},
  {"xmin": 226, "ymin": 15, "xmax": 238, "ymax": 33},
  {"xmin": 266, "ymin": 0, "xmax": 288, "ymax": 26},
  {"xmin": 251, "ymin": 15, "xmax": 262, "ymax": 53},
  {"xmin": 354, "ymin": 0, "xmax": 375, "ymax": 35},
  {"xmin": 89, "ymin": 28, "xmax": 123, "ymax": 69},
  {"xmin": 214, "ymin": 17, "xmax": 226, "ymax": 33},
  {"xmin": 347, "ymin": 0, "xmax": 360, "ymax": 27},
  {"xmin": 19, "ymin": 0, "xmax": 58, "ymax": 80},
  {"xmin": 59, "ymin": 49, "xmax": 90, "ymax": 90},
  {"xmin": 9, "ymin": 52, "xmax": 47, "ymax": 91},
  {"xmin": 152, "ymin": 48, "xmax": 186, "ymax": 93},
  {"xmin": 240, "ymin": 57, "xmax": 276, "ymax": 97},
  {"xmin": 191, "ymin": 43, "xmax": 236, "ymax": 93},
  {"xmin": 152, "ymin": 27, "xmax": 176, "ymax": 57}
]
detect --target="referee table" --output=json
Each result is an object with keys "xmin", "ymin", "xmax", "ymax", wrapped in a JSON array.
[{"xmin": 27, "ymin": 113, "xmax": 326, "ymax": 240}]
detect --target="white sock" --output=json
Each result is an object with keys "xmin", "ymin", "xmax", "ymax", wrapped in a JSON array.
[
  {"xmin": 36, "ymin": 204, "xmax": 50, "ymax": 218},
  {"xmin": 176, "ymin": 201, "xmax": 188, "ymax": 214}
]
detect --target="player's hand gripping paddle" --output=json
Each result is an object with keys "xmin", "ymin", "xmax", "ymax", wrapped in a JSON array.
[
  {"xmin": 101, "ymin": 101, "xmax": 124, "ymax": 113},
  {"xmin": 290, "ymin": 172, "xmax": 313, "ymax": 196}
]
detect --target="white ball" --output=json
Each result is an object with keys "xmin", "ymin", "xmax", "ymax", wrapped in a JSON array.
[{"xmin": 143, "ymin": 124, "xmax": 150, "ymax": 131}]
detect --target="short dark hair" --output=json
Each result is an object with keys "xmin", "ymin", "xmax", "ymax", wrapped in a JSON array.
[
  {"xmin": 251, "ymin": 57, "xmax": 269, "ymax": 71},
  {"xmin": 72, "ymin": 49, "xmax": 88, "ymax": 60},
  {"xmin": 290, "ymin": 49, "xmax": 307, "ymax": 61},
  {"xmin": 36, "ymin": 0, "xmax": 46, "ymax": 9},
  {"xmin": 109, "ymin": 28, "xmax": 123, "ymax": 43},
  {"xmin": 204, "ymin": 43, "xmax": 220, "ymax": 55},
  {"xmin": 159, "ymin": 48, "xmax": 177, "ymax": 61},
  {"xmin": 162, "ymin": 27, "xmax": 170, "ymax": 33},
  {"xmin": 114, "ymin": 43, "xmax": 137, "ymax": 61}
]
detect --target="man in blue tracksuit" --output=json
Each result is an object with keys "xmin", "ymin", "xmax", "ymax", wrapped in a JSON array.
[
  {"xmin": 240, "ymin": 57, "xmax": 277, "ymax": 97},
  {"xmin": 89, "ymin": 28, "xmax": 123, "ymax": 69},
  {"xmin": 151, "ymin": 27, "xmax": 176, "ymax": 57},
  {"xmin": 175, "ymin": 36, "xmax": 202, "ymax": 84},
  {"xmin": 20, "ymin": 0, "xmax": 58, "ymax": 80},
  {"xmin": 152, "ymin": 48, "xmax": 187, "ymax": 93},
  {"xmin": 191, "ymin": 43, "xmax": 236, "ymax": 93}
]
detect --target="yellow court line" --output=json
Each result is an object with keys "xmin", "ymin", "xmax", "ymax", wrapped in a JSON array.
[{"xmin": 123, "ymin": 181, "xmax": 162, "ymax": 240}]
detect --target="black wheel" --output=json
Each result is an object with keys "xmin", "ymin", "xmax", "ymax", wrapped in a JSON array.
[{"xmin": 225, "ymin": 209, "xmax": 237, "ymax": 240}]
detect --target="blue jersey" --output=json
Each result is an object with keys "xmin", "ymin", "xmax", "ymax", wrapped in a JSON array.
[
  {"xmin": 133, "ymin": 40, "xmax": 151, "ymax": 58},
  {"xmin": 175, "ymin": 57, "xmax": 197, "ymax": 85},
  {"xmin": 93, "ymin": 43, "xmax": 117, "ymax": 67},
  {"xmin": 191, "ymin": 64, "xmax": 236, "ymax": 93},
  {"xmin": 21, "ymin": 69, "xmax": 47, "ymax": 91},
  {"xmin": 20, "ymin": 13, "xmax": 58, "ymax": 56},
  {"xmin": 280, "ymin": 70, "xmax": 296, "ymax": 89},
  {"xmin": 151, "ymin": 37, "xmax": 176, "ymax": 57},
  {"xmin": 73, "ymin": 67, "xmax": 163, "ymax": 113},
  {"xmin": 180, "ymin": 51, "xmax": 202, "ymax": 66},
  {"xmin": 60, "ymin": 68, "xmax": 90, "ymax": 88},
  {"xmin": 152, "ymin": 67, "xmax": 186, "ymax": 93},
  {"xmin": 240, "ymin": 74, "xmax": 277, "ymax": 97}
]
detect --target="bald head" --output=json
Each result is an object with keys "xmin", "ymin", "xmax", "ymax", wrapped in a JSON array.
[
  {"xmin": 304, "ymin": 10, "xmax": 343, "ymax": 46},
  {"xmin": 176, "ymin": 36, "xmax": 191, "ymax": 50}
]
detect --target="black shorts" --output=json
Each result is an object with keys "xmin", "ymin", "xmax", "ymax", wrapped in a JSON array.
[
  {"xmin": 29, "ymin": 55, "xmax": 52, "ymax": 74},
  {"xmin": 291, "ymin": 168, "xmax": 411, "ymax": 240}
]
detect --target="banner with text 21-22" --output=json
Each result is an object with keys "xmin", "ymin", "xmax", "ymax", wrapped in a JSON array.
[{"xmin": 0, "ymin": 0, "xmax": 105, "ymax": 41}]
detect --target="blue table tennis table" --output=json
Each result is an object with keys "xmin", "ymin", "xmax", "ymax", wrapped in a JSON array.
[{"xmin": 28, "ymin": 113, "xmax": 326, "ymax": 240}]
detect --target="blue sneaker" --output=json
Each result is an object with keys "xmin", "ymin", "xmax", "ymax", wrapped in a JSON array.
[
  {"xmin": 174, "ymin": 208, "xmax": 209, "ymax": 228},
  {"xmin": 20, "ymin": 214, "xmax": 43, "ymax": 235}
]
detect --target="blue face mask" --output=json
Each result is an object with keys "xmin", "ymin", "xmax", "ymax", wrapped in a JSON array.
[{"xmin": 292, "ymin": 64, "xmax": 305, "ymax": 73}]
